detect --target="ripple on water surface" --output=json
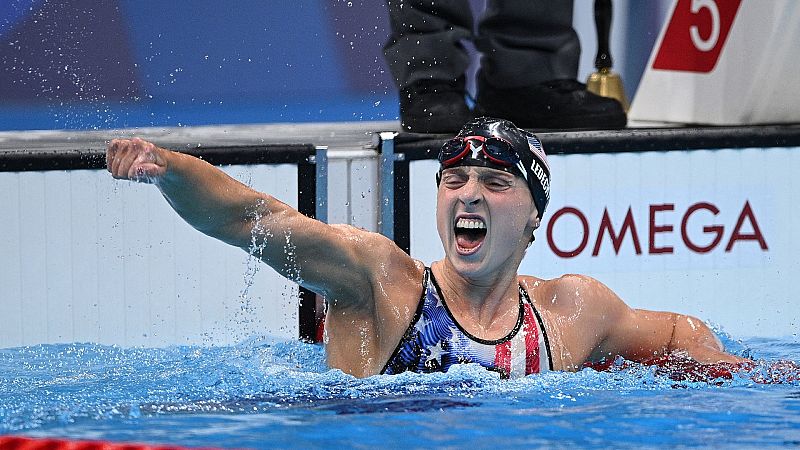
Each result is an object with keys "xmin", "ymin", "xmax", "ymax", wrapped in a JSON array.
[{"xmin": 1, "ymin": 334, "xmax": 799, "ymax": 448}]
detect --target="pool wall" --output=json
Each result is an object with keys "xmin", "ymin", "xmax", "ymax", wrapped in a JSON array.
[{"xmin": 0, "ymin": 164, "xmax": 302, "ymax": 348}]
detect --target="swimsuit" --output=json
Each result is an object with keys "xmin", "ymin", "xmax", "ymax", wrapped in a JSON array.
[{"xmin": 382, "ymin": 267, "xmax": 553, "ymax": 378}]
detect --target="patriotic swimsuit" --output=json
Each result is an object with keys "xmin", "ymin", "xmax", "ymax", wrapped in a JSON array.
[{"xmin": 382, "ymin": 268, "xmax": 553, "ymax": 378}]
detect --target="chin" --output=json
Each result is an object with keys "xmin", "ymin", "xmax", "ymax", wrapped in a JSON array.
[{"xmin": 445, "ymin": 246, "xmax": 489, "ymax": 277}]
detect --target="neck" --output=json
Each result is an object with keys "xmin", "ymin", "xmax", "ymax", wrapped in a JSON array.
[{"xmin": 431, "ymin": 260, "xmax": 521, "ymax": 336}]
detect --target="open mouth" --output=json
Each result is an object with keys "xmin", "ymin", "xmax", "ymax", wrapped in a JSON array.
[{"xmin": 454, "ymin": 217, "xmax": 487, "ymax": 253}]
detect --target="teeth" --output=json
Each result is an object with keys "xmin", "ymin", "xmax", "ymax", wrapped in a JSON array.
[{"xmin": 456, "ymin": 218, "xmax": 486, "ymax": 229}]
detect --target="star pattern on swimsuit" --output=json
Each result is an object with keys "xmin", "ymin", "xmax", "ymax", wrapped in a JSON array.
[
  {"xmin": 449, "ymin": 325, "xmax": 460, "ymax": 340},
  {"xmin": 445, "ymin": 326, "xmax": 473, "ymax": 364},
  {"xmin": 426, "ymin": 340, "xmax": 447, "ymax": 364},
  {"xmin": 414, "ymin": 314, "xmax": 431, "ymax": 334}
]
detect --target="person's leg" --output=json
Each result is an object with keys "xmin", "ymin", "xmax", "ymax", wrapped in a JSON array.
[
  {"xmin": 475, "ymin": 0, "xmax": 626, "ymax": 129},
  {"xmin": 383, "ymin": 0, "xmax": 475, "ymax": 133},
  {"xmin": 478, "ymin": 0, "xmax": 579, "ymax": 86}
]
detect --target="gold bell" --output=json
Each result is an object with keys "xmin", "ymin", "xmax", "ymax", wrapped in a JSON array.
[
  {"xmin": 586, "ymin": 0, "xmax": 629, "ymax": 111},
  {"xmin": 587, "ymin": 68, "xmax": 629, "ymax": 112}
]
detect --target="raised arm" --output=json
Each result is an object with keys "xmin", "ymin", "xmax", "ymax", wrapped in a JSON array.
[{"xmin": 105, "ymin": 138, "xmax": 408, "ymax": 304}]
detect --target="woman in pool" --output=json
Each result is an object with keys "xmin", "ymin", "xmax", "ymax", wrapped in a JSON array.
[{"xmin": 106, "ymin": 117, "xmax": 744, "ymax": 378}]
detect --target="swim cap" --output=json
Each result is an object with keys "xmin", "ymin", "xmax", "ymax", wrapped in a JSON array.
[{"xmin": 438, "ymin": 117, "xmax": 551, "ymax": 218}]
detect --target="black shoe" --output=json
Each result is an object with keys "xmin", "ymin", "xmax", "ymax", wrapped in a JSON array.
[
  {"xmin": 476, "ymin": 78, "xmax": 627, "ymax": 130},
  {"xmin": 399, "ymin": 78, "xmax": 472, "ymax": 134}
]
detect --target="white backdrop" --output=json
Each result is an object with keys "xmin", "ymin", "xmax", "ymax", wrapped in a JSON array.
[
  {"xmin": 411, "ymin": 147, "xmax": 798, "ymax": 338},
  {"xmin": 0, "ymin": 165, "xmax": 300, "ymax": 348}
]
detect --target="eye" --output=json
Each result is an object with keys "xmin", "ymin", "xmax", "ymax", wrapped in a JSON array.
[
  {"xmin": 442, "ymin": 173, "xmax": 467, "ymax": 188},
  {"xmin": 484, "ymin": 177, "xmax": 512, "ymax": 191}
]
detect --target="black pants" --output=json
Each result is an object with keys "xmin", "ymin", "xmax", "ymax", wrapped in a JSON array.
[{"xmin": 384, "ymin": 0, "xmax": 579, "ymax": 90}]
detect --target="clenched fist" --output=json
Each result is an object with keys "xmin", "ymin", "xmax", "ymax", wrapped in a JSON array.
[{"xmin": 106, "ymin": 137, "xmax": 169, "ymax": 183}]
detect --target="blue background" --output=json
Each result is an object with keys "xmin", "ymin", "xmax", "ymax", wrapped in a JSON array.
[{"xmin": 0, "ymin": 0, "xmax": 660, "ymax": 131}]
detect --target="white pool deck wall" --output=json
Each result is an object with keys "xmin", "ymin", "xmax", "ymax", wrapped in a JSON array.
[{"xmin": 0, "ymin": 123, "xmax": 383, "ymax": 348}]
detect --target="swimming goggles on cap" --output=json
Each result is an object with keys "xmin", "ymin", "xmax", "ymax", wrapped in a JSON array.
[{"xmin": 439, "ymin": 135, "xmax": 521, "ymax": 168}]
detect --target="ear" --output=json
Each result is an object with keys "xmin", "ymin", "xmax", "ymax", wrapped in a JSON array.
[
  {"xmin": 528, "ymin": 206, "xmax": 541, "ymax": 230},
  {"xmin": 525, "ymin": 210, "xmax": 541, "ymax": 248}
]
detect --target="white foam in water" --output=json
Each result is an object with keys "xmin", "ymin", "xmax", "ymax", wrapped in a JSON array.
[{"xmin": 1, "ymin": 334, "xmax": 799, "ymax": 448}]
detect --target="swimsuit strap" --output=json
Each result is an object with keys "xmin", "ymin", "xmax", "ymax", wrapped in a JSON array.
[{"xmin": 518, "ymin": 282, "xmax": 554, "ymax": 371}]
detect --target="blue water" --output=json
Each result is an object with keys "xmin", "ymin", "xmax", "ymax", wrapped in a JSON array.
[{"xmin": 2, "ymin": 334, "xmax": 799, "ymax": 448}]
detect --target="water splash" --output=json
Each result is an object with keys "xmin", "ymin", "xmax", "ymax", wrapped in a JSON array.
[{"xmin": 2, "ymin": 335, "xmax": 797, "ymax": 436}]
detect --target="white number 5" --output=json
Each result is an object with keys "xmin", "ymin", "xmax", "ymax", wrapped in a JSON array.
[{"xmin": 690, "ymin": 0, "xmax": 720, "ymax": 52}]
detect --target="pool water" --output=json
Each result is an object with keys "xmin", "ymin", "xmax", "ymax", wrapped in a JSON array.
[{"xmin": 2, "ymin": 333, "xmax": 799, "ymax": 448}]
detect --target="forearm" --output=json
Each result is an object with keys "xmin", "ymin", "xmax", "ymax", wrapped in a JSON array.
[
  {"xmin": 668, "ymin": 314, "xmax": 745, "ymax": 364},
  {"xmin": 157, "ymin": 150, "xmax": 276, "ymax": 248},
  {"xmin": 605, "ymin": 305, "xmax": 747, "ymax": 365}
]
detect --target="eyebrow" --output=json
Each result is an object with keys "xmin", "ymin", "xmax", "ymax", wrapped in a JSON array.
[
  {"xmin": 441, "ymin": 167, "xmax": 469, "ymax": 177},
  {"xmin": 478, "ymin": 168, "xmax": 515, "ymax": 182},
  {"xmin": 442, "ymin": 167, "xmax": 516, "ymax": 184},
  {"xmin": 444, "ymin": 167, "xmax": 512, "ymax": 176}
]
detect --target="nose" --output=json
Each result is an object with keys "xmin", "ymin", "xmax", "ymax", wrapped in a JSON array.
[{"xmin": 458, "ymin": 175, "xmax": 482, "ymax": 207}]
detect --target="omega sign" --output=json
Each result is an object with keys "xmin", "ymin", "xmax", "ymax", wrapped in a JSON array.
[{"xmin": 545, "ymin": 200, "xmax": 767, "ymax": 258}]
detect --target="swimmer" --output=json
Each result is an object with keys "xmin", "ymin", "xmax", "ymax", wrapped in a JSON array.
[{"xmin": 107, "ymin": 117, "xmax": 746, "ymax": 378}]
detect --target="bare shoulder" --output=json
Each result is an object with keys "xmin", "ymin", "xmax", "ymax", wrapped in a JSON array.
[
  {"xmin": 519, "ymin": 273, "xmax": 627, "ymax": 317},
  {"xmin": 519, "ymin": 273, "xmax": 635, "ymax": 370},
  {"xmin": 329, "ymin": 224, "xmax": 420, "ymax": 273},
  {"xmin": 322, "ymin": 223, "xmax": 423, "ymax": 309},
  {"xmin": 519, "ymin": 273, "xmax": 599, "ymax": 302}
]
